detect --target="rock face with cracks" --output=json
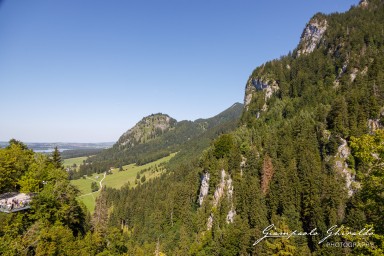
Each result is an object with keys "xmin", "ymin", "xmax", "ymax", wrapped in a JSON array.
[
  {"xmin": 197, "ymin": 172, "xmax": 210, "ymax": 206},
  {"xmin": 297, "ymin": 16, "xmax": 327, "ymax": 57},
  {"xmin": 244, "ymin": 77, "xmax": 279, "ymax": 113},
  {"xmin": 204, "ymin": 169, "xmax": 236, "ymax": 230},
  {"xmin": 335, "ymin": 138, "xmax": 356, "ymax": 197}
]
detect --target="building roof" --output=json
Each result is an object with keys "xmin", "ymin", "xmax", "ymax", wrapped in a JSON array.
[{"xmin": 0, "ymin": 192, "xmax": 32, "ymax": 213}]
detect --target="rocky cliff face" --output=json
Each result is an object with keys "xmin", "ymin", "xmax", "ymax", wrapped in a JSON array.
[
  {"xmin": 118, "ymin": 114, "xmax": 177, "ymax": 148},
  {"xmin": 244, "ymin": 77, "xmax": 279, "ymax": 113},
  {"xmin": 297, "ymin": 15, "xmax": 327, "ymax": 57},
  {"xmin": 334, "ymin": 138, "xmax": 356, "ymax": 197},
  {"xmin": 359, "ymin": 0, "xmax": 369, "ymax": 8},
  {"xmin": 368, "ymin": 118, "xmax": 382, "ymax": 133},
  {"xmin": 204, "ymin": 169, "xmax": 236, "ymax": 230},
  {"xmin": 198, "ymin": 172, "xmax": 210, "ymax": 206}
]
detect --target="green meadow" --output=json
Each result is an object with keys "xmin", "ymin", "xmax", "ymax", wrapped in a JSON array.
[
  {"xmin": 70, "ymin": 153, "xmax": 176, "ymax": 213},
  {"xmin": 71, "ymin": 172, "xmax": 104, "ymax": 195},
  {"xmin": 63, "ymin": 156, "xmax": 87, "ymax": 170}
]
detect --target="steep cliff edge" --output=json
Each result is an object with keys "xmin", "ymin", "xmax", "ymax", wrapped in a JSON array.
[{"xmin": 297, "ymin": 14, "xmax": 328, "ymax": 57}]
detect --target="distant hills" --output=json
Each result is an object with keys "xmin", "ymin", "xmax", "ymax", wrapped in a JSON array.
[{"xmin": 77, "ymin": 102, "xmax": 243, "ymax": 176}]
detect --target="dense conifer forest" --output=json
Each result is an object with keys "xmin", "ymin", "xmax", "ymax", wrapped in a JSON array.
[{"xmin": 1, "ymin": 1, "xmax": 384, "ymax": 255}]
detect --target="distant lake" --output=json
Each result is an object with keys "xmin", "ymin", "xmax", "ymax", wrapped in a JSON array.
[{"xmin": 0, "ymin": 141, "xmax": 113, "ymax": 152}]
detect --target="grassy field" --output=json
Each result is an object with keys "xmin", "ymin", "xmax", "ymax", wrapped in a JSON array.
[
  {"xmin": 71, "ymin": 172, "xmax": 105, "ymax": 194},
  {"xmin": 63, "ymin": 156, "xmax": 87, "ymax": 169},
  {"xmin": 70, "ymin": 153, "xmax": 176, "ymax": 213},
  {"xmin": 80, "ymin": 191, "xmax": 100, "ymax": 211}
]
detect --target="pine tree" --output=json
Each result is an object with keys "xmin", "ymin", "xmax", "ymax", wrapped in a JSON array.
[
  {"xmin": 51, "ymin": 146, "xmax": 63, "ymax": 169},
  {"xmin": 91, "ymin": 181, "xmax": 99, "ymax": 192},
  {"xmin": 265, "ymin": 217, "xmax": 296, "ymax": 256}
]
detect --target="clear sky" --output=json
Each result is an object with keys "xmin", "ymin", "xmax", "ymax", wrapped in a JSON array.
[{"xmin": 0, "ymin": 0, "xmax": 358, "ymax": 143}]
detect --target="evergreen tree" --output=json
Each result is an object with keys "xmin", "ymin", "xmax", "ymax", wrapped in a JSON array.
[
  {"xmin": 91, "ymin": 181, "xmax": 99, "ymax": 192},
  {"xmin": 51, "ymin": 146, "xmax": 63, "ymax": 169},
  {"xmin": 265, "ymin": 217, "xmax": 296, "ymax": 256}
]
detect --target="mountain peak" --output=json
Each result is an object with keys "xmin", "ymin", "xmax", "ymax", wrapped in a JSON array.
[
  {"xmin": 118, "ymin": 113, "xmax": 177, "ymax": 147},
  {"xmin": 359, "ymin": 0, "xmax": 369, "ymax": 8},
  {"xmin": 297, "ymin": 14, "xmax": 327, "ymax": 57}
]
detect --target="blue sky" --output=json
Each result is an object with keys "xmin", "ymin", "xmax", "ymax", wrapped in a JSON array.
[{"xmin": 0, "ymin": 0, "xmax": 357, "ymax": 142}]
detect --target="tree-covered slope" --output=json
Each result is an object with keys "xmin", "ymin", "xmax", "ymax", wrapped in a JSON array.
[
  {"xmin": 103, "ymin": 1, "xmax": 384, "ymax": 255},
  {"xmin": 243, "ymin": 0, "xmax": 384, "ymax": 134}
]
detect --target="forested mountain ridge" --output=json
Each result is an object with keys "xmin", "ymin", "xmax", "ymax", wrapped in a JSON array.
[
  {"xmin": 243, "ymin": 0, "xmax": 384, "ymax": 129},
  {"xmin": 77, "ymin": 103, "xmax": 243, "ymax": 177},
  {"xmin": 103, "ymin": 1, "xmax": 384, "ymax": 255}
]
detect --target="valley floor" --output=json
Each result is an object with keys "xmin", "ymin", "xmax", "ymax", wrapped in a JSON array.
[{"xmin": 70, "ymin": 153, "xmax": 176, "ymax": 212}]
